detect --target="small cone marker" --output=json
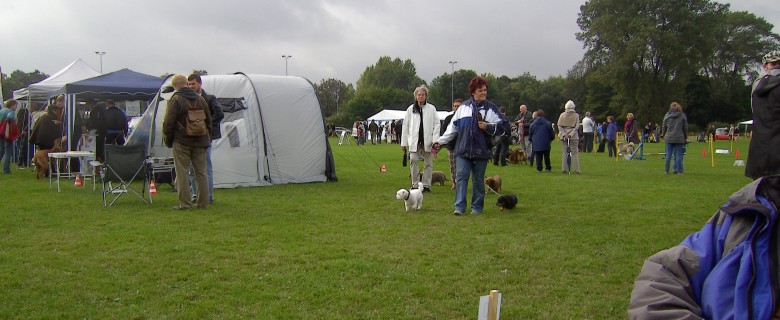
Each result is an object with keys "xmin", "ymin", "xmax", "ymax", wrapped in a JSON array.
[
  {"xmin": 380, "ymin": 163, "xmax": 387, "ymax": 173},
  {"xmin": 149, "ymin": 180, "xmax": 158, "ymax": 195},
  {"xmin": 701, "ymin": 148, "xmax": 707, "ymax": 158},
  {"xmin": 735, "ymin": 149, "xmax": 740, "ymax": 159},
  {"xmin": 74, "ymin": 174, "xmax": 83, "ymax": 187}
]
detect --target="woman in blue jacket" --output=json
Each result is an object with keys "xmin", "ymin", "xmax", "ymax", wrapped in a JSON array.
[
  {"xmin": 434, "ymin": 76, "xmax": 508, "ymax": 215},
  {"xmin": 528, "ymin": 109, "xmax": 555, "ymax": 173},
  {"xmin": 0, "ymin": 99, "xmax": 19, "ymax": 174}
]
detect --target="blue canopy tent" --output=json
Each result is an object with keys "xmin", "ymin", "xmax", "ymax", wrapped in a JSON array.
[{"xmin": 60, "ymin": 69, "xmax": 163, "ymax": 151}]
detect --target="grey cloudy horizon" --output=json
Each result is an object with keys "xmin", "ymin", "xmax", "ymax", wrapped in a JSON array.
[{"xmin": 1, "ymin": 0, "xmax": 777, "ymax": 87}]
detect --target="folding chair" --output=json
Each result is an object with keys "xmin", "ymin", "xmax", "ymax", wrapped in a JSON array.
[{"xmin": 91, "ymin": 143, "xmax": 151, "ymax": 207}]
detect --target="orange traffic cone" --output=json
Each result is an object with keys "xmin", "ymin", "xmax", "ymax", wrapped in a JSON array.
[
  {"xmin": 701, "ymin": 148, "xmax": 707, "ymax": 158},
  {"xmin": 380, "ymin": 163, "xmax": 387, "ymax": 173},
  {"xmin": 73, "ymin": 174, "xmax": 83, "ymax": 187},
  {"xmin": 149, "ymin": 180, "xmax": 158, "ymax": 195},
  {"xmin": 735, "ymin": 149, "xmax": 740, "ymax": 159}
]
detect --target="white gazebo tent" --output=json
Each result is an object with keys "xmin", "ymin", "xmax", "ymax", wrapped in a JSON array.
[{"xmin": 12, "ymin": 59, "xmax": 100, "ymax": 102}]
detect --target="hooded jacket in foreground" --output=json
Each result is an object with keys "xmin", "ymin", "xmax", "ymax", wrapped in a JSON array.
[
  {"xmin": 746, "ymin": 69, "xmax": 780, "ymax": 180},
  {"xmin": 629, "ymin": 176, "xmax": 780, "ymax": 319},
  {"xmin": 661, "ymin": 108, "xmax": 688, "ymax": 144},
  {"xmin": 163, "ymin": 87, "xmax": 213, "ymax": 148},
  {"xmin": 438, "ymin": 98, "xmax": 508, "ymax": 159}
]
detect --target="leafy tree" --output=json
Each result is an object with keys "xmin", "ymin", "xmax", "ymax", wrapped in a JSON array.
[
  {"xmin": 428, "ymin": 69, "xmax": 477, "ymax": 109},
  {"xmin": 191, "ymin": 70, "xmax": 208, "ymax": 76},
  {"xmin": 2, "ymin": 69, "xmax": 49, "ymax": 99},
  {"xmin": 576, "ymin": 0, "xmax": 779, "ymax": 124},
  {"xmin": 315, "ymin": 78, "xmax": 354, "ymax": 118}
]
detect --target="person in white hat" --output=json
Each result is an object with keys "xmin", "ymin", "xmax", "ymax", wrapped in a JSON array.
[{"xmin": 746, "ymin": 50, "xmax": 780, "ymax": 179}]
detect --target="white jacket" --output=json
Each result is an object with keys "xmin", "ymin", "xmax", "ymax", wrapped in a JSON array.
[{"xmin": 401, "ymin": 102, "xmax": 440, "ymax": 153}]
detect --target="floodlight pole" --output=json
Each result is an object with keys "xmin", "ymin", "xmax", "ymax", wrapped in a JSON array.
[
  {"xmin": 95, "ymin": 51, "xmax": 106, "ymax": 74},
  {"xmin": 282, "ymin": 55, "xmax": 292, "ymax": 76},
  {"xmin": 448, "ymin": 61, "xmax": 457, "ymax": 107}
]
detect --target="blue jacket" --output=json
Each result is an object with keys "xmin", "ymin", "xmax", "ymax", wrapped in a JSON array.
[
  {"xmin": 528, "ymin": 117, "xmax": 554, "ymax": 152},
  {"xmin": 629, "ymin": 176, "xmax": 780, "ymax": 319},
  {"xmin": 606, "ymin": 121, "xmax": 617, "ymax": 140},
  {"xmin": 438, "ymin": 98, "xmax": 508, "ymax": 160}
]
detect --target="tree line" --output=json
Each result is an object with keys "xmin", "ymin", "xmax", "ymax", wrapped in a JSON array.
[{"xmin": 3, "ymin": 0, "xmax": 777, "ymax": 132}]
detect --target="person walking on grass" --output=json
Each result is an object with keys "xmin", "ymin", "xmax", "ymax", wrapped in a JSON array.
[
  {"xmin": 401, "ymin": 85, "xmax": 440, "ymax": 193},
  {"xmin": 434, "ymin": 76, "xmax": 509, "ymax": 215}
]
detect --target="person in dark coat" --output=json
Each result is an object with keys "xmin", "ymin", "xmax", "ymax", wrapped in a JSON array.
[
  {"xmin": 187, "ymin": 73, "xmax": 224, "ymax": 204},
  {"xmin": 746, "ymin": 50, "xmax": 780, "ymax": 179},
  {"xmin": 87, "ymin": 100, "xmax": 107, "ymax": 161},
  {"xmin": 30, "ymin": 97, "xmax": 65, "ymax": 150},
  {"xmin": 102, "ymin": 99, "xmax": 128, "ymax": 146},
  {"xmin": 528, "ymin": 109, "xmax": 555, "ymax": 173}
]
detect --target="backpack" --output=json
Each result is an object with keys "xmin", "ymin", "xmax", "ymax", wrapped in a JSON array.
[
  {"xmin": 0, "ymin": 118, "xmax": 19, "ymax": 141},
  {"xmin": 180, "ymin": 99, "xmax": 208, "ymax": 137}
]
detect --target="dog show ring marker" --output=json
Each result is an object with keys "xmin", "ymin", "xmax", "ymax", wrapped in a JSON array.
[
  {"xmin": 380, "ymin": 163, "xmax": 386, "ymax": 173},
  {"xmin": 149, "ymin": 180, "xmax": 158, "ymax": 195},
  {"xmin": 73, "ymin": 174, "xmax": 83, "ymax": 187}
]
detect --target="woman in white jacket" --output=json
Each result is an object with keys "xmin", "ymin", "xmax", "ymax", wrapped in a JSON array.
[{"xmin": 401, "ymin": 85, "xmax": 440, "ymax": 192}]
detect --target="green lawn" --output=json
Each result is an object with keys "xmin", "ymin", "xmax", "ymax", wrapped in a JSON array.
[{"xmin": 0, "ymin": 137, "xmax": 751, "ymax": 319}]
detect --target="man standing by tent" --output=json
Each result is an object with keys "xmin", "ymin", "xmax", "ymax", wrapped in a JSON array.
[
  {"xmin": 401, "ymin": 85, "xmax": 440, "ymax": 193},
  {"xmin": 368, "ymin": 120, "xmax": 378, "ymax": 145},
  {"xmin": 746, "ymin": 50, "xmax": 780, "ymax": 180},
  {"xmin": 187, "ymin": 74, "xmax": 224, "ymax": 204},
  {"xmin": 163, "ymin": 74, "xmax": 212, "ymax": 210}
]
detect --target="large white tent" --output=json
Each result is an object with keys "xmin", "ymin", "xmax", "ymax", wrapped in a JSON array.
[
  {"xmin": 12, "ymin": 59, "xmax": 100, "ymax": 101},
  {"xmin": 126, "ymin": 73, "xmax": 337, "ymax": 187}
]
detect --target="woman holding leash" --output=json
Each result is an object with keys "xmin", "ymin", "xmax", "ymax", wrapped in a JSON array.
[
  {"xmin": 434, "ymin": 76, "xmax": 509, "ymax": 215},
  {"xmin": 401, "ymin": 85, "xmax": 440, "ymax": 193}
]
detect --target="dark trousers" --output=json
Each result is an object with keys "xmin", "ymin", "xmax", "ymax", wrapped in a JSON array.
[
  {"xmin": 534, "ymin": 150, "xmax": 551, "ymax": 172},
  {"xmin": 607, "ymin": 139, "xmax": 617, "ymax": 157},
  {"xmin": 583, "ymin": 133, "xmax": 594, "ymax": 152},
  {"xmin": 492, "ymin": 138, "xmax": 509, "ymax": 166}
]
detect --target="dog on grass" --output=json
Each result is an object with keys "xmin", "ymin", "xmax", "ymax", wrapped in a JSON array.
[
  {"xmin": 508, "ymin": 149, "xmax": 528, "ymax": 165},
  {"xmin": 496, "ymin": 194, "xmax": 518, "ymax": 210},
  {"xmin": 396, "ymin": 182, "xmax": 423, "ymax": 212},
  {"xmin": 32, "ymin": 139, "xmax": 62, "ymax": 179},
  {"xmin": 485, "ymin": 175, "xmax": 502, "ymax": 193},
  {"xmin": 431, "ymin": 171, "xmax": 448, "ymax": 186},
  {"xmin": 620, "ymin": 142, "xmax": 635, "ymax": 156}
]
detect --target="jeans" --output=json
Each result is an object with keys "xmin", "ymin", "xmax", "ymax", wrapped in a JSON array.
[
  {"xmin": 0, "ymin": 140, "xmax": 13, "ymax": 173},
  {"xmin": 665, "ymin": 143, "xmax": 685, "ymax": 174},
  {"xmin": 189, "ymin": 144, "xmax": 214, "ymax": 202},
  {"xmin": 454, "ymin": 157, "xmax": 488, "ymax": 214}
]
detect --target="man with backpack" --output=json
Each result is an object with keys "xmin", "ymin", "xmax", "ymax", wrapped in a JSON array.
[{"xmin": 163, "ymin": 74, "xmax": 213, "ymax": 210}]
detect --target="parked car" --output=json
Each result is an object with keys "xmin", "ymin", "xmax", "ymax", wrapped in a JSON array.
[{"xmin": 714, "ymin": 127, "xmax": 730, "ymax": 140}]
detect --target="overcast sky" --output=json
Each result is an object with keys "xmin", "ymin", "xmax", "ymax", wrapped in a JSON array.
[{"xmin": 1, "ymin": 0, "xmax": 777, "ymax": 86}]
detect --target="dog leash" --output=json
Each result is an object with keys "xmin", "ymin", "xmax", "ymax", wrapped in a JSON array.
[{"xmin": 485, "ymin": 183, "xmax": 502, "ymax": 196}]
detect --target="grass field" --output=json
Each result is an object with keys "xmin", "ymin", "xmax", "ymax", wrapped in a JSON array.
[{"xmin": 0, "ymin": 136, "xmax": 752, "ymax": 319}]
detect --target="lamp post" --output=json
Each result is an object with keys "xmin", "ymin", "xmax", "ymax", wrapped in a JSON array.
[
  {"xmin": 334, "ymin": 89, "xmax": 340, "ymax": 116},
  {"xmin": 282, "ymin": 55, "xmax": 292, "ymax": 76},
  {"xmin": 448, "ymin": 61, "xmax": 457, "ymax": 107},
  {"xmin": 94, "ymin": 51, "xmax": 106, "ymax": 74}
]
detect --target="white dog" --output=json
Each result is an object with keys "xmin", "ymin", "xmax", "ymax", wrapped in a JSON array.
[{"xmin": 396, "ymin": 183, "xmax": 423, "ymax": 211}]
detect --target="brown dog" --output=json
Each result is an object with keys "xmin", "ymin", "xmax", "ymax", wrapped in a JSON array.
[
  {"xmin": 431, "ymin": 171, "xmax": 449, "ymax": 186},
  {"xmin": 508, "ymin": 149, "xmax": 528, "ymax": 165},
  {"xmin": 32, "ymin": 139, "xmax": 62, "ymax": 179},
  {"xmin": 485, "ymin": 175, "xmax": 502, "ymax": 193}
]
